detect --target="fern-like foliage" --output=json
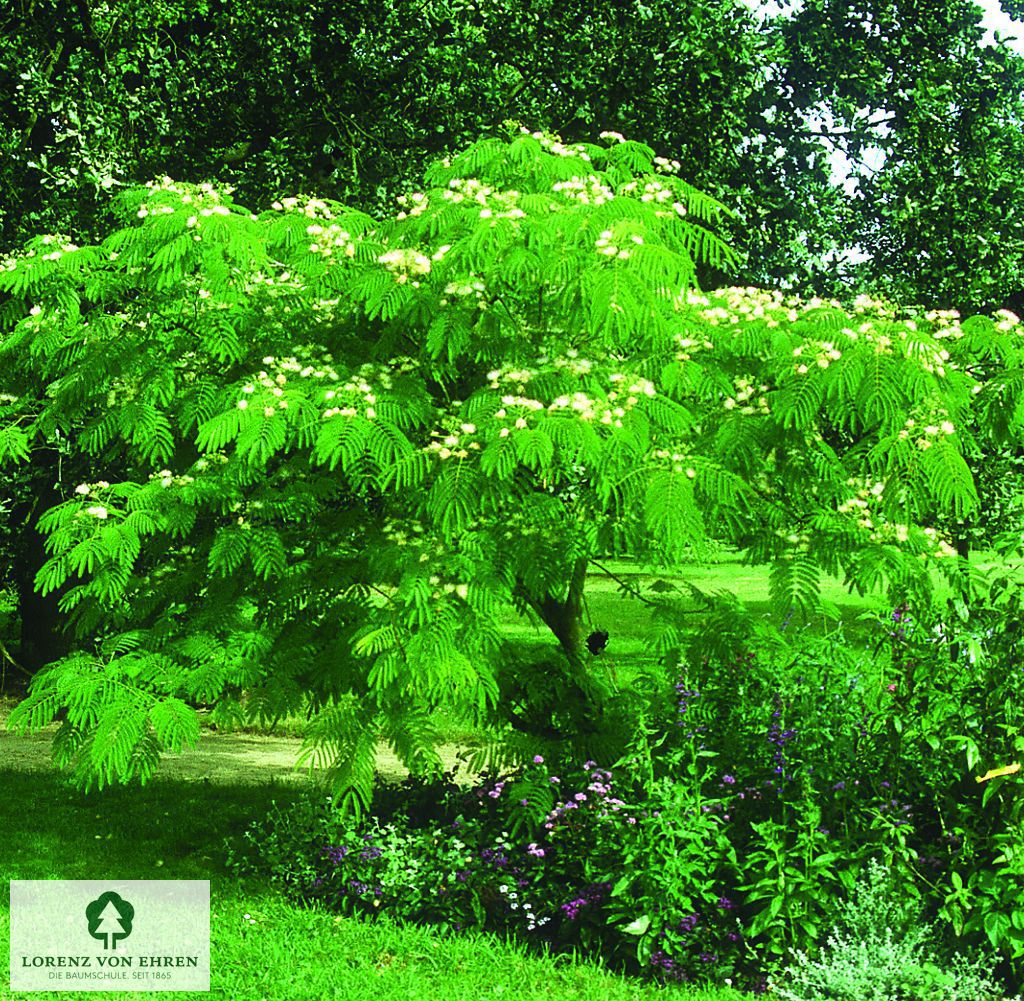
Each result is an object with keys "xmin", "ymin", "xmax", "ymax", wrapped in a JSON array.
[{"xmin": 2, "ymin": 129, "xmax": 1020, "ymax": 810}]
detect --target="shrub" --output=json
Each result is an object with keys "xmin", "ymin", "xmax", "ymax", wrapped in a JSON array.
[{"xmin": 772, "ymin": 860, "xmax": 1020, "ymax": 1001}]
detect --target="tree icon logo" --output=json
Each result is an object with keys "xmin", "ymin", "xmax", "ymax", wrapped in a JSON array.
[{"xmin": 86, "ymin": 891, "xmax": 134, "ymax": 949}]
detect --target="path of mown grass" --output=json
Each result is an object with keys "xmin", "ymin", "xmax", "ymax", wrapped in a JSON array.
[{"xmin": 0, "ymin": 769, "xmax": 743, "ymax": 1000}]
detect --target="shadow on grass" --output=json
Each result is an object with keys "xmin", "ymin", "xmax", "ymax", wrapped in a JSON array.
[{"xmin": 0, "ymin": 768, "xmax": 307, "ymax": 885}]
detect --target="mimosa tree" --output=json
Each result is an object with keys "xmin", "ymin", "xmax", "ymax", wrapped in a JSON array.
[{"xmin": 2, "ymin": 126, "xmax": 1021, "ymax": 812}]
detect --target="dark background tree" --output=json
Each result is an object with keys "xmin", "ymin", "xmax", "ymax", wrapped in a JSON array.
[
  {"xmin": 2, "ymin": 0, "xmax": 1023, "ymax": 685},
  {"xmin": 773, "ymin": 0, "xmax": 1024, "ymax": 316}
]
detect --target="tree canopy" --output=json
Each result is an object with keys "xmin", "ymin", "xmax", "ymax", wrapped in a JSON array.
[{"xmin": 3, "ymin": 128, "xmax": 1022, "ymax": 811}]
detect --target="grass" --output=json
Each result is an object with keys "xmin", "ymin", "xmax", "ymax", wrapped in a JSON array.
[{"xmin": 0, "ymin": 769, "xmax": 745, "ymax": 1000}]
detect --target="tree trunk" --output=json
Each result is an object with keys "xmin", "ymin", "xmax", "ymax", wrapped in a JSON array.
[{"xmin": 531, "ymin": 554, "xmax": 588, "ymax": 667}]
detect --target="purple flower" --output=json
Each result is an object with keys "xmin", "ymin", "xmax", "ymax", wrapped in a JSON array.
[
  {"xmin": 574, "ymin": 792, "xmax": 587, "ymax": 802},
  {"xmin": 561, "ymin": 897, "xmax": 588, "ymax": 921},
  {"xmin": 533, "ymin": 755, "xmax": 544, "ymax": 764},
  {"xmin": 323, "ymin": 844, "xmax": 348, "ymax": 864},
  {"xmin": 480, "ymin": 847, "xmax": 509, "ymax": 867},
  {"xmin": 678, "ymin": 913, "xmax": 699, "ymax": 932},
  {"xmin": 722, "ymin": 774, "xmax": 736, "ymax": 785},
  {"xmin": 716, "ymin": 896, "xmax": 734, "ymax": 910},
  {"xmin": 832, "ymin": 781, "xmax": 845, "ymax": 791}
]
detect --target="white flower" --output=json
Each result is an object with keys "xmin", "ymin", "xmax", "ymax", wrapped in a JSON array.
[
  {"xmin": 237, "ymin": 400, "xmax": 249, "ymax": 410},
  {"xmin": 86, "ymin": 506, "xmax": 108, "ymax": 520},
  {"xmin": 263, "ymin": 406, "xmax": 276, "ymax": 417},
  {"xmin": 940, "ymin": 420, "xmax": 955, "ymax": 435},
  {"xmin": 460, "ymin": 423, "xmax": 476, "ymax": 434},
  {"xmin": 455, "ymin": 583, "xmax": 469, "ymax": 600},
  {"xmin": 74, "ymin": 484, "xmax": 90, "ymax": 495},
  {"xmin": 29, "ymin": 305, "xmax": 42, "ymax": 317}
]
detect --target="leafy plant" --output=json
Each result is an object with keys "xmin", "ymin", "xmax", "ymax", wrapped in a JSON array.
[
  {"xmin": 3, "ymin": 126, "xmax": 1022, "ymax": 816},
  {"xmin": 773, "ymin": 860, "xmax": 1021, "ymax": 1001}
]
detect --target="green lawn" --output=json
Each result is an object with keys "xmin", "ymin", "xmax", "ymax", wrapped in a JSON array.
[
  {"xmin": 0, "ymin": 769, "xmax": 744, "ymax": 1000},
  {"xmin": 517, "ymin": 550, "xmax": 1006, "ymax": 656}
]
